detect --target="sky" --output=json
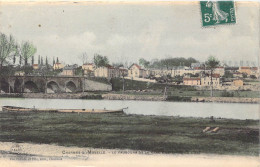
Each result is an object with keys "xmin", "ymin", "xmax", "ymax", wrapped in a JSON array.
[{"xmin": 0, "ymin": 1, "xmax": 259, "ymax": 66}]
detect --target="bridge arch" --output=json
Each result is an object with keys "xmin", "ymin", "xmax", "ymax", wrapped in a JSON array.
[
  {"xmin": 24, "ymin": 81, "xmax": 39, "ymax": 93},
  {"xmin": 47, "ymin": 81, "xmax": 61, "ymax": 93},
  {"xmin": 0, "ymin": 79, "xmax": 13, "ymax": 93},
  {"xmin": 65, "ymin": 81, "xmax": 77, "ymax": 93}
]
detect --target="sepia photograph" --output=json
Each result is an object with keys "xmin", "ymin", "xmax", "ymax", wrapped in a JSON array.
[{"xmin": 0, "ymin": 1, "xmax": 259, "ymax": 166}]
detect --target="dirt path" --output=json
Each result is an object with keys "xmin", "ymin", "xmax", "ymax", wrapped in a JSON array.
[{"xmin": 0, "ymin": 142, "xmax": 258, "ymax": 167}]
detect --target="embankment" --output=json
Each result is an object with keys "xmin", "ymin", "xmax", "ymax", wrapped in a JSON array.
[
  {"xmin": 102, "ymin": 93, "xmax": 165, "ymax": 101},
  {"xmin": 0, "ymin": 93, "xmax": 259, "ymax": 103},
  {"xmin": 191, "ymin": 97, "xmax": 260, "ymax": 103}
]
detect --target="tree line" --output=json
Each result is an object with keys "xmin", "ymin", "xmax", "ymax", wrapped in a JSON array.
[
  {"xmin": 139, "ymin": 57, "xmax": 199, "ymax": 69},
  {"xmin": 0, "ymin": 33, "xmax": 37, "ymax": 69}
]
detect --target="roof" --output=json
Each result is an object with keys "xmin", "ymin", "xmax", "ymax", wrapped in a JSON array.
[
  {"xmin": 194, "ymin": 67, "xmax": 204, "ymax": 70},
  {"xmin": 183, "ymin": 78, "xmax": 200, "ymax": 81},
  {"xmin": 240, "ymin": 67, "xmax": 250, "ymax": 69},
  {"xmin": 204, "ymin": 73, "xmax": 220, "ymax": 78},
  {"xmin": 83, "ymin": 63, "xmax": 94, "ymax": 66},
  {"xmin": 211, "ymin": 74, "xmax": 220, "ymax": 78},
  {"xmin": 130, "ymin": 63, "xmax": 142, "ymax": 70},
  {"xmin": 63, "ymin": 65, "xmax": 77, "ymax": 70},
  {"xmin": 106, "ymin": 64, "xmax": 116, "ymax": 69}
]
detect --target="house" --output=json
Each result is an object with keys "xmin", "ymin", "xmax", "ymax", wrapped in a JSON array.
[
  {"xmin": 238, "ymin": 66, "xmax": 259, "ymax": 78},
  {"xmin": 94, "ymin": 65, "xmax": 120, "ymax": 79},
  {"xmin": 214, "ymin": 67, "xmax": 225, "ymax": 76},
  {"xmin": 233, "ymin": 79, "xmax": 243, "ymax": 87},
  {"xmin": 201, "ymin": 74, "xmax": 221, "ymax": 87},
  {"xmin": 60, "ymin": 65, "xmax": 77, "ymax": 76},
  {"xmin": 191, "ymin": 63, "xmax": 201, "ymax": 69},
  {"xmin": 53, "ymin": 63, "xmax": 64, "ymax": 70},
  {"xmin": 82, "ymin": 63, "xmax": 95, "ymax": 71},
  {"xmin": 119, "ymin": 67, "xmax": 128, "ymax": 77},
  {"xmin": 183, "ymin": 77, "xmax": 201, "ymax": 86},
  {"xmin": 233, "ymin": 72, "xmax": 243, "ymax": 78},
  {"xmin": 32, "ymin": 64, "xmax": 39, "ymax": 70},
  {"xmin": 82, "ymin": 63, "xmax": 95, "ymax": 77},
  {"xmin": 128, "ymin": 64, "xmax": 147, "ymax": 78}
]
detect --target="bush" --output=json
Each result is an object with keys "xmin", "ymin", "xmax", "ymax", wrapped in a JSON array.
[
  {"xmin": 166, "ymin": 96, "xmax": 192, "ymax": 102},
  {"xmin": 221, "ymin": 91, "xmax": 234, "ymax": 97},
  {"xmin": 250, "ymin": 75, "xmax": 257, "ymax": 79},
  {"xmin": 80, "ymin": 94, "xmax": 103, "ymax": 99}
]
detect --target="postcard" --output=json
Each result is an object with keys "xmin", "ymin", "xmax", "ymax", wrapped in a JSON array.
[{"xmin": 0, "ymin": 1, "xmax": 259, "ymax": 167}]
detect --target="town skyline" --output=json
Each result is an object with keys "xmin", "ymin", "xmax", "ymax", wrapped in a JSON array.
[{"xmin": 0, "ymin": 2, "xmax": 259, "ymax": 65}]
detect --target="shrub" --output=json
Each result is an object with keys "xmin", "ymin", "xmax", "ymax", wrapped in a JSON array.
[
  {"xmin": 221, "ymin": 91, "xmax": 234, "ymax": 97},
  {"xmin": 166, "ymin": 96, "xmax": 191, "ymax": 102}
]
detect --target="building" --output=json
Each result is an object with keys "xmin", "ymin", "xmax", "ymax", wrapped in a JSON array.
[
  {"xmin": 191, "ymin": 63, "xmax": 201, "ymax": 69},
  {"xmin": 128, "ymin": 64, "xmax": 147, "ymax": 78},
  {"xmin": 214, "ymin": 67, "xmax": 225, "ymax": 76},
  {"xmin": 233, "ymin": 79, "xmax": 243, "ymax": 87},
  {"xmin": 53, "ymin": 63, "xmax": 64, "ymax": 70},
  {"xmin": 60, "ymin": 65, "xmax": 77, "ymax": 76},
  {"xmin": 82, "ymin": 63, "xmax": 95, "ymax": 71},
  {"xmin": 94, "ymin": 65, "xmax": 120, "ymax": 79},
  {"xmin": 233, "ymin": 72, "xmax": 243, "ymax": 78},
  {"xmin": 239, "ymin": 67, "xmax": 258, "ymax": 75},
  {"xmin": 82, "ymin": 63, "xmax": 95, "ymax": 77},
  {"xmin": 201, "ymin": 74, "xmax": 221, "ymax": 87},
  {"xmin": 183, "ymin": 77, "xmax": 201, "ymax": 86},
  {"xmin": 32, "ymin": 64, "xmax": 39, "ymax": 70},
  {"xmin": 119, "ymin": 67, "xmax": 128, "ymax": 77}
]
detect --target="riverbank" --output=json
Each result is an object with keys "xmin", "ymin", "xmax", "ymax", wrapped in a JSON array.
[
  {"xmin": 0, "ymin": 112, "xmax": 258, "ymax": 155},
  {"xmin": 0, "ymin": 142, "xmax": 259, "ymax": 167},
  {"xmin": 0, "ymin": 93, "xmax": 259, "ymax": 103}
]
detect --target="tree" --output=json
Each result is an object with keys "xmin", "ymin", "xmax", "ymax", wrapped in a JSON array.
[
  {"xmin": 53, "ymin": 57, "xmax": 55, "ymax": 66},
  {"xmin": 41, "ymin": 57, "xmax": 43, "ymax": 65},
  {"xmin": 93, "ymin": 54, "xmax": 109, "ymax": 67},
  {"xmin": 38, "ymin": 55, "xmax": 40, "ymax": 65},
  {"xmin": 56, "ymin": 57, "xmax": 59, "ymax": 63},
  {"xmin": 79, "ymin": 52, "xmax": 88, "ymax": 64},
  {"xmin": 45, "ymin": 56, "xmax": 48, "ymax": 66},
  {"xmin": 19, "ymin": 55, "xmax": 22, "ymax": 66},
  {"xmin": 31, "ymin": 55, "xmax": 34, "ymax": 65},
  {"xmin": 20, "ymin": 41, "xmax": 37, "ymax": 66},
  {"xmin": 139, "ymin": 58, "xmax": 150, "ymax": 68},
  {"xmin": 0, "ymin": 33, "xmax": 17, "ymax": 69},
  {"xmin": 205, "ymin": 56, "xmax": 220, "ymax": 97},
  {"xmin": 13, "ymin": 54, "xmax": 16, "ymax": 64},
  {"xmin": 223, "ymin": 71, "xmax": 233, "ymax": 78}
]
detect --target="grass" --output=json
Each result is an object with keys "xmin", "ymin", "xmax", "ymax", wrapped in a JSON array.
[{"xmin": 0, "ymin": 112, "xmax": 258, "ymax": 155}]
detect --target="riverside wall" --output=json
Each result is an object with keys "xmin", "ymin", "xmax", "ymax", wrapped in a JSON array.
[
  {"xmin": 0, "ymin": 93, "xmax": 259, "ymax": 103},
  {"xmin": 102, "ymin": 94, "xmax": 165, "ymax": 101},
  {"xmin": 191, "ymin": 97, "xmax": 260, "ymax": 103}
]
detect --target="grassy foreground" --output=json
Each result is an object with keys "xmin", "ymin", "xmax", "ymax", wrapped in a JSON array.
[{"xmin": 0, "ymin": 112, "xmax": 258, "ymax": 156}]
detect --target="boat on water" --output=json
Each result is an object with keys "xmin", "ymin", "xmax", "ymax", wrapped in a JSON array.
[{"xmin": 2, "ymin": 106, "xmax": 127, "ymax": 114}]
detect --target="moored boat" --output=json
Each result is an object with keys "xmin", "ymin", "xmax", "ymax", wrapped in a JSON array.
[{"xmin": 2, "ymin": 106, "xmax": 127, "ymax": 114}]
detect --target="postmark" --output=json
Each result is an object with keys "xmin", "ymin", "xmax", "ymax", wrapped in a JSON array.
[{"xmin": 200, "ymin": 1, "xmax": 236, "ymax": 27}]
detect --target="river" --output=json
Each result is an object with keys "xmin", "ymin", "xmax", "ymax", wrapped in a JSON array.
[{"xmin": 0, "ymin": 98, "xmax": 259, "ymax": 120}]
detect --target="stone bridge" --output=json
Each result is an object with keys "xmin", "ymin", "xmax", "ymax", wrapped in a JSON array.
[{"xmin": 0, "ymin": 76, "xmax": 84, "ymax": 93}]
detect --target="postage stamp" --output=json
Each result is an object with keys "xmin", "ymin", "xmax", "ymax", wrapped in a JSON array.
[{"xmin": 200, "ymin": 1, "xmax": 236, "ymax": 27}]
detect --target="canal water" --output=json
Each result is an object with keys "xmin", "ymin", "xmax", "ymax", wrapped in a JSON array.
[{"xmin": 0, "ymin": 98, "xmax": 259, "ymax": 120}]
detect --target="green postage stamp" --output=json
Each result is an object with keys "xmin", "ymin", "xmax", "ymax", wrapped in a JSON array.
[{"xmin": 200, "ymin": 1, "xmax": 236, "ymax": 27}]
